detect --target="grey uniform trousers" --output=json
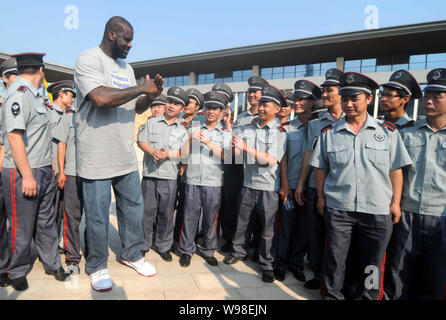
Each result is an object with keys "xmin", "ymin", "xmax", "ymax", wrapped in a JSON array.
[
  {"xmin": 0, "ymin": 174, "xmax": 9, "ymax": 274},
  {"xmin": 179, "ymin": 185, "xmax": 221, "ymax": 257},
  {"xmin": 2, "ymin": 166, "xmax": 61, "ymax": 279},
  {"xmin": 142, "ymin": 177, "xmax": 177, "ymax": 254},
  {"xmin": 231, "ymin": 187, "xmax": 279, "ymax": 271},
  {"xmin": 53, "ymin": 186, "xmax": 64, "ymax": 242},
  {"xmin": 384, "ymin": 210, "xmax": 446, "ymax": 300},
  {"xmin": 221, "ymin": 164, "xmax": 243, "ymax": 243},
  {"xmin": 322, "ymin": 207, "xmax": 393, "ymax": 300},
  {"xmin": 62, "ymin": 175, "xmax": 84, "ymax": 264},
  {"xmin": 272, "ymin": 189, "xmax": 308, "ymax": 273}
]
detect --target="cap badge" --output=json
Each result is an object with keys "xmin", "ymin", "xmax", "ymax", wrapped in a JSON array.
[
  {"xmin": 346, "ymin": 74, "xmax": 355, "ymax": 84},
  {"xmin": 326, "ymin": 69, "xmax": 333, "ymax": 78},
  {"xmin": 394, "ymin": 71, "xmax": 402, "ymax": 79},
  {"xmin": 299, "ymin": 82, "xmax": 306, "ymax": 89},
  {"xmin": 173, "ymin": 88, "xmax": 180, "ymax": 95},
  {"xmin": 432, "ymin": 70, "xmax": 442, "ymax": 81}
]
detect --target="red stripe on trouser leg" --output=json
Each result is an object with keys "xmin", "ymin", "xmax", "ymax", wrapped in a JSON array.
[
  {"xmin": 378, "ymin": 252, "xmax": 386, "ymax": 300},
  {"xmin": 214, "ymin": 212, "xmax": 218, "ymax": 237},
  {"xmin": 11, "ymin": 169, "xmax": 17, "ymax": 256},
  {"xmin": 63, "ymin": 210, "xmax": 70, "ymax": 259},
  {"xmin": 178, "ymin": 222, "xmax": 184, "ymax": 243}
]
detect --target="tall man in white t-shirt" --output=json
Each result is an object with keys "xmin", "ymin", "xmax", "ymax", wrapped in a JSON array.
[{"xmin": 74, "ymin": 16, "xmax": 164, "ymax": 292}]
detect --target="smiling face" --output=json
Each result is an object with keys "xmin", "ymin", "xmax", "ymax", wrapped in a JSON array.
[
  {"xmin": 321, "ymin": 86, "xmax": 341, "ymax": 108},
  {"xmin": 205, "ymin": 106, "xmax": 223, "ymax": 124},
  {"xmin": 294, "ymin": 97, "xmax": 313, "ymax": 115},
  {"xmin": 341, "ymin": 93, "xmax": 373, "ymax": 118},
  {"xmin": 112, "ymin": 25, "xmax": 133, "ymax": 59},
  {"xmin": 278, "ymin": 104, "xmax": 292, "ymax": 120},
  {"xmin": 183, "ymin": 98, "xmax": 200, "ymax": 116},
  {"xmin": 151, "ymin": 104, "xmax": 165, "ymax": 117},
  {"xmin": 258, "ymin": 101, "xmax": 280, "ymax": 122},
  {"xmin": 248, "ymin": 90, "xmax": 262, "ymax": 108}
]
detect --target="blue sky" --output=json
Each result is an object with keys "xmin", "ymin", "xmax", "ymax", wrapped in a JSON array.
[{"xmin": 1, "ymin": 0, "xmax": 445, "ymax": 66}]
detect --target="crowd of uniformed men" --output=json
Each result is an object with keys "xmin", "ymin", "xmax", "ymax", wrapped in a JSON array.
[{"xmin": 0, "ymin": 16, "xmax": 444, "ymax": 300}]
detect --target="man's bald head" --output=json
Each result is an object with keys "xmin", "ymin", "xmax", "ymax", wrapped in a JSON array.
[
  {"xmin": 100, "ymin": 16, "xmax": 134, "ymax": 59},
  {"xmin": 103, "ymin": 16, "xmax": 133, "ymax": 39}
]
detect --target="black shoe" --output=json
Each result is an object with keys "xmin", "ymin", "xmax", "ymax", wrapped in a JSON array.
[
  {"xmin": 0, "ymin": 273, "xmax": 11, "ymax": 287},
  {"xmin": 220, "ymin": 241, "xmax": 232, "ymax": 253},
  {"xmin": 304, "ymin": 278, "xmax": 321, "ymax": 290},
  {"xmin": 10, "ymin": 277, "xmax": 28, "ymax": 291},
  {"xmin": 45, "ymin": 267, "xmax": 71, "ymax": 281},
  {"xmin": 251, "ymin": 250, "xmax": 259, "ymax": 263},
  {"xmin": 160, "ymin": 251, "xmax": 172, "ymax": 262},
  {"xmin": 291, "ymin": 268, "xmax": 306, "ymax": 282},
  {"xmin": 273, "ymin": 269, "xmax": 286, "ymax": 282},
  {"xmin": 262, "ymin": 270, "xmax": 274, "ymax": 283},
  {"xmin": 179, "ymin": 254, "xmax": 191, "ymax": 267},
  {"xmin": 203, "ymin": 256, "xmax": 218, "ymax": 266},
  {"xmin": 223, "ymin": 254, "xmax": 243, "ymax": 265}
]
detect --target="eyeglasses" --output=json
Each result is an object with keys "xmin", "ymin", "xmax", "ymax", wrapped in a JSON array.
[{"xmin": 377, "ymin": 93, "xmax": 402, "ymax": 99}]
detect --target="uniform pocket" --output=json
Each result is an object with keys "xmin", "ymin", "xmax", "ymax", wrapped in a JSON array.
[
  {"xmin": 437, "ymin": 141, "xmax": 446, "ymax": 165},
  {"xmin": 327, "ymin": 145, "xmax": 349, "ymax": 167},
  {"xmin": 404, "ymin": 137, "xmax": 425, "ymax": 162},
  {"xmin": 365, "ymin": 141, "xmax": 389, "ymax": 166}
]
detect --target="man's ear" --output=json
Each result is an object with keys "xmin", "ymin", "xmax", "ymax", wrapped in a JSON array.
[{"xmin": 108, "ymin": 31, "xmax": 117, "ymax": 41}]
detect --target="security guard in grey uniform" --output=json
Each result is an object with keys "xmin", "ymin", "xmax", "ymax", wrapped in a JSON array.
[
  {"xmin": 295, "ymin": 68, "xmax": 345, "ymax": 290},
  {"xmin": 310, "ymin": 72, "xmax": 413, "ymax": 300},
  {"xmin": 53, "ymin": 105, "xmax": 86, "ymax": 275},
  {"xmin": 174, "ymin": 88, "xmax": 205, "ymax": 243},
  {"xmin": 1, "ymin": 53, "xmax": 70, "ymax": 291},
  {"xmin": 384, "ymin": 68, "xmax": 446, "ymax": 300},
  {"xmin": 149, "ymin": 93, "xmax": 167, "ymax": 117},
  {"xmin": 178, "ymin": 91, "xmax": 231, "ymax": 267},
  {"xmin": 211, "ymin": 83, "xmax": 234, "ymax": 130},
  {"xmin": 137, "ymin": 87, "xmax": 190, "ymax": 262},
  {"xmin": 0, "ymin": 57, "xmax": 19, "ymax": 287},
  {"xmin": 379, "ymin": 70, "xmax": 422, "ymax": 127},
  {"xmin": 224, "ymin": 84, "xmax": 287, "ymax": 283},
  {"xmin": 274, "ymin": 80, "xmax": 321, "ymax": 282},
  {"xmin": 46, "ymin": 80, "xmax": 76, "ymax": 253},
  {"xmin": 220, "ymin": 77, "xmax": 265, "ymax": 258}
]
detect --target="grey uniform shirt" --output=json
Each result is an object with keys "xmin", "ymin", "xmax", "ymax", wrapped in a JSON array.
[
  {"xmin": 395, "ymin": 112, "xmax": 412, "ymax": 127},
  {"xmin": 185, "ymin": 122, "xmax": 231, "ymax": 187},
  {"xmin": 1, "ymin": 77, "xmax": 52, "ymax": 169},
  {"xmin": 235, "ymin": 118, "xmax": 287, "ymax": 192},
  {"xmin": 310, "ymin": 115, "xmax": 413, "ymax": 215},
  {"xmin": 306, "ymin": 112, "xmax": 345, "ymax": 189},
  {"xmin": 236, "ymin": 109, "xmax": 258, "ymax": 127},
  {"xmin": 137, "ymin": 115, "xmax": 189, "ymax": 180},
  {"xmin": 74, "ymin": 46, "xmax": 139, "ymax": 179},
  {"xmin": 47, "ymin": 103, "xmax": 64, "ymax": 173},
  {"xmin": 285, "ymin": 118, "xmax": 307, "ymax": 190},
  {"xmin": 400, "ymin": 119, "xmax": 446, "ymax": 216},
  {"xmin": 53, "ymin": 110, "xmax": 77, "ymax": 176}
]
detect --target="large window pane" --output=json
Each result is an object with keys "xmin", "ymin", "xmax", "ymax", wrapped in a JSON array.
[
  {"xmin": 427, "ymin": 53, "xmax": 446, "ymax": 62},
  {"xmin": 345, "ymin": 59, "xmax": 361, "ymax": 68},
  {"xmin": 410, "ymin": 54, "xmax": 426, "ymax": 64},
  {"xmin": 242, "ymin": 70, "xmax": 252, "ymax": 81},
  {"xmin": 361, "ymin": 59, "xmax": 376, "ymax": 67}
]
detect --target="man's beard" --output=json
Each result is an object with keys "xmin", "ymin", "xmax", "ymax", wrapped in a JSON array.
[{"xmin": 112, "ymin": 42, "xmax": 128, "ymax": 59}]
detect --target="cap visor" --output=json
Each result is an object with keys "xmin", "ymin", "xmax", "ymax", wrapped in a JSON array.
[
  {"xmin": 293, "ymin": 92, "xmax": 312, "ymax": 99},
  {"xmin": 339, "ymin": 88, "xmax": 368, "ymax": 96},
  {"xmin": 424, "ymin": 85, "xmax": 446, "ymax": 93}
]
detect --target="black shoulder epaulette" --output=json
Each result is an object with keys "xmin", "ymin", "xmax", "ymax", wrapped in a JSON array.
[
  {"xmin": 147, "ymin": 115, "xmax": 155, "ymax": 120},
  {"xmin": 46, "ymin": 104, "xmax": 54, "ymax": 110},
  {"xmin": 197, "ymin": 111, "xmax": 206, "ymax": 115},
  {"xmin": 17, "ymin": 85, "xmax": 27, "ymax": 93},
  {"xmin": 251, "ymin": 117, "xmax": 260, "ymax": 125},
  {"xmin": 309, "ymin": 113, "xmax": 319, "ymax": 121},
  {"xmin": 381, "ymin": 121, "xmax": 397, "ymax": 132},
  {"xmin": 180, "ymin": 121, "xmax": 190, "ymax": 129},
  {"xmin": 397, "ymin": 120, "xmax": 415, "ymax": 130},
  {"xmin": 0, "ymin": 102, "xmax": 2, "ymax": 108},
  {"xmin": 65, "ymin": 108, "xmax": 75, "ymax": 114},
  {"xmin": 277, "ymin": 125, "xmax": 287, "ymax": 133},
  {"xmin": 282, "ymin": 121, "xmax": 291, "ymax": 126},
  {"xmin": 321, "ymin": 124, "xmax": 332, "ymax": 133}
]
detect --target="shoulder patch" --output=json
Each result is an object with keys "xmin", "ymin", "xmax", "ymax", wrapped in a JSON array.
[
  {"xmin": 251, "ymin": 117, "xmax": 260, "ymax": 125},
  {"xmin": 17, "ymin": 86, "xmax": 27, "ymax": 93},
  {"xmin": 282, "ymin": 121, "xmax": 291, "ymax": 126},
  {"xmin": 11, "ymin": 103, "xmax": 20, "ymax": 116},
  {"xmin": 381, "ymin": 121, "xmax": 397, "ymax": 132},
  {"xmin": 277, "ymin": 125, "xmax": 287, "ymax": 133},
  {"xmin": 309, "ymin": 113, "xmax": 319, "ymax": 121},
  {"xmin": 321, "ymin": 124, "xmax": 332, "ymax": 133},
  {"xmin": 397, "ymin": 120, "xmax": 415, "ymax": 130},
  {"xmin": 180, "ymin": 121, "xmax": 191, "ymax": 130}
]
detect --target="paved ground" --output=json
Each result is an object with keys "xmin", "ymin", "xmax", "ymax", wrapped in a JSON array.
[{"xmin": 0, "ymin": 147, "xmax": 321, "ymax": 300}]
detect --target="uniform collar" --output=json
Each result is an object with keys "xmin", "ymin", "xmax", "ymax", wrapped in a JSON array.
[
  {"xmin": 255, "ymin": 118, "xmax": 280, "ymax": 129},
  {"xmin": 417, "ymin": 118, "xmax": 446, "ymax": 132},
  {"xmin": 394, "ymin": 113, "xmax": 411, "ymax": 126},
  {"xmin": 290, "ymin": 117, "xmax": 305, "ymax": 129},
  {"xmin": 336, "ymin": 114, "xmax": 378, "ymax": 133},
  {"xmin": 16, "ymin": 76, "xmax": 39, "ymax": 97},
  {"xmin": 160, "ymin": 115, "xmax": 180, "ymax": 126},
  {"xmin": 52, "ymin": 103, "xmax": 64, "ymax": 113},
  {"xmin": 201, "ymin": 121, "xmax": 223, "ymax": 132},
  {"xmin": 321, "ymin": 111, "xmax": 345, "ymax": 122}
]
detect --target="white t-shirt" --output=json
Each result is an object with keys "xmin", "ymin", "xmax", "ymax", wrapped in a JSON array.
[{"xmin": 74, "ymin": 46, "xmax": 139, "ymax": 179}]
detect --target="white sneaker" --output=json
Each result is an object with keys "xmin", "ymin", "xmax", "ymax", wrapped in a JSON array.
[
  {"xmin": 90, "ymin": 269, "xmax": 112, "ymax": 292},
  {"xmin": 120, "ymin": 257, "xmax": 157, "ymax": 277}
]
